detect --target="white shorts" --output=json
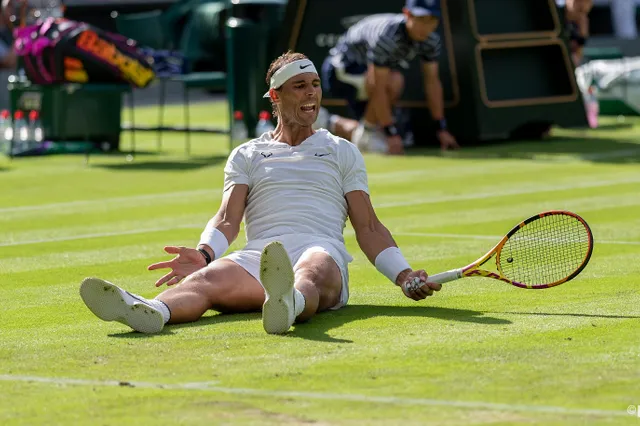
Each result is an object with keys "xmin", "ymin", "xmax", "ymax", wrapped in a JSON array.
[{"xmin": 224, "ymin": 238, "xmax": 350, "ymax": 310}]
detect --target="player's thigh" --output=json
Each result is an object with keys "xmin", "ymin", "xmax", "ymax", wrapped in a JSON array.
[
  {"xmin": 387, "ymin": 70, "xmax": 405, "ymax": 99},
  {"xmin": 294, "ymin": 249, "xmax": 343, "ymax": 311},
  {"xmin": 173, "ymin": 258, "xmax": 265, "ymax": 313}
]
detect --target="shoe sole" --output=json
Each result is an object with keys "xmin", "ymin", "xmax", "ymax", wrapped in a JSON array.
[
  {"xmin": 79, "ymin": 277, "xmax": 164, "ymax": 334},
  {"xmin": 260, "ymin": 242, "xmax": 295, "ymax": 334}
]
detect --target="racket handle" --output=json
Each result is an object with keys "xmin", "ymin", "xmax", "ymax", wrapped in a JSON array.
[{"xmin": 427, "ymin": 269, "xmax": 464, "ymax": 284}]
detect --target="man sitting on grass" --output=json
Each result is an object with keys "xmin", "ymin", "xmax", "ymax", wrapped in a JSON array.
[{"xmin": 80, "ymin": 51, "xmax": 441, "ymax": 335}]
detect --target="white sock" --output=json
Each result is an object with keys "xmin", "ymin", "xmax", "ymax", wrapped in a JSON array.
[
  {"xmin": 293, "ymin": 288, "xmax": 306, "ymax": 318},
  {"xmin": 361, "ymin": 120, "xmax": 377, "ymax": 132},
  {"xmin": 148, "ymin": 298, "xmax": 171, "ymax": 324},
  {"xmin": 122, "ymin": 290, "xmax": 171, "ymax": 323}
]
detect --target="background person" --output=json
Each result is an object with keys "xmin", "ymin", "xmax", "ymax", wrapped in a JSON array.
[{"xmin": 316, "ymin": 0, "xmax": 459, "ymax": 154}]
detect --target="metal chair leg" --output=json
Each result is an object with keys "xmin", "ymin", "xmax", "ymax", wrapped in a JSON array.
[{"xmin": 129, "ymin": 89, "xmax": 136, "ymax": 159}]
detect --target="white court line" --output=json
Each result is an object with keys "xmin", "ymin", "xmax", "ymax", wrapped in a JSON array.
[
  {"xmin": 0, "ymin": 374, "xmax": 625, "ymax": 418},
  {"xmin": 2, "ymin": 175, "xmax": 639, "ymax": 215}
]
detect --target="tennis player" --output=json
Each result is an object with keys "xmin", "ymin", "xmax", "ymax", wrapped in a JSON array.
[{"xmin": 80, "ymin": 51, "xmax": 441, "ymax": 335}]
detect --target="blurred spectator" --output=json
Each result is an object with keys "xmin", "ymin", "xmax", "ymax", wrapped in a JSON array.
[
  {"xmin": 315, "ymin": 0, "xmax": 459, "ymax": 154},
  {"xmin": 0, "ymin": 0, "xmax": 22, "ymax": 69},
  {"xmin": 561, "ymin": 0, "xmax": 594, "ymax": 66},
  {"xmin": 608, "ymin": 0, "xmax": 638, "ymax": 39}
]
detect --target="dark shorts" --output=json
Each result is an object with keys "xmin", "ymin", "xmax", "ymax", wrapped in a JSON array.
[{"xmin": 321, "ymin": 56, "xmax": 368, "ymax": 120}]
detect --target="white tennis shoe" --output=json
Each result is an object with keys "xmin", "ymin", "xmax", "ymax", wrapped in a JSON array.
[
  {"xmin": 352, "ymin": 124, "xmax": 388, "ymax": 153},
  {"xmin": 80, "ymin": 277, "xmax": 164, "ymax": 334},
  {"xmin": 312, "ymin": 106, "xmax": 330, "ymax": 131},
  {"xmin": 260, "ymin": 241, "xmax": 296, "ymax": 334}
]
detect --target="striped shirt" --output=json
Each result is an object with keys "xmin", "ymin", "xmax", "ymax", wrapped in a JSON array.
[{"xmin": 330, "ymin": 14, "xmax": 441, "ymax": 70}]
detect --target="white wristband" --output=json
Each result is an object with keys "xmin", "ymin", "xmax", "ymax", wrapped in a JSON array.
[
  {"xmin": 375, "ymin": 247, "xmax": 411, "ymax": 285},
  {"xmin": 198, "ymin": 225, "xmax": 229, "ymax": 260}
]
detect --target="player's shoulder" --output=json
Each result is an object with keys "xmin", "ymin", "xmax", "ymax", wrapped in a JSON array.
[
  {"xmin": 313, "ymin": 129, "xmax": 363, "ymax": 158},
  {"xmin": 313, "ymin": 129, "xmax": 351, "ymax": 148},
  {"xmin": 229, "ymin": 132, "xmax": 276, "ymax": 158}
]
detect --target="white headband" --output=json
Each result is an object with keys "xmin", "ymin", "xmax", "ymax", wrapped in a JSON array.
[{"xmin": 262, "ymin": 59, "xmax": 319, "ymax": 98}]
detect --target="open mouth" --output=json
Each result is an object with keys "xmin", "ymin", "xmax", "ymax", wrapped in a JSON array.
[{"xmin": 300, "ymin": 103, "xmax": 317, "ymax": 113}]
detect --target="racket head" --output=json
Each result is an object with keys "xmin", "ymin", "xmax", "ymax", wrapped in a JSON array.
[{"xmin": 491, "ymin": 210, "xmax": 594, "ymax": 289}]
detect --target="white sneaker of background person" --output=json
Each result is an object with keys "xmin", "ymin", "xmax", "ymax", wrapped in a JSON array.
[
  {"xmin": 352, "ymin": 122, "xmax": 388, "ymax": 153},
  {"xmin": 80, "ymin": 277, "xmax": 171, "ymax": 334}
]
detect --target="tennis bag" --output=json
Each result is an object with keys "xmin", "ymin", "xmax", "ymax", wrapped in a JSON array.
[{"xmin": 14, "ymin": 18, "xmax": 155, "ymax": 87}]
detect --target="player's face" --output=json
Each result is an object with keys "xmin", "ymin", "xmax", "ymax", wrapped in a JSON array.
[
  {"xmin": 276, "ymin": 73, "xmax": 322, "ymax": 127},
  {"xmin": 405, "ymin": 12, "xmax": 439, "ymax": 42}
]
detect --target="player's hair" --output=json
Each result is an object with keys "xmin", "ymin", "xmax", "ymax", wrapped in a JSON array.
[{"xmin": 265, "ymin": 51, "xmax": 309, "ymax": 117}]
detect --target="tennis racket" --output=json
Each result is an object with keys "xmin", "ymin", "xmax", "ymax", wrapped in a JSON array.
[{"xmin": 407, "ymin": 210, "xmax": 594, "ymax": 291}]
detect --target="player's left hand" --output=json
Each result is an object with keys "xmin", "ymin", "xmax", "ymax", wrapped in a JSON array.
[
  {"xmin": 147, "ymin": 246, "xmax": 207, "ymax": 287},
  {"xmin": 397, "ymin": 269, "xmax": 442, "ymax": 301},
  {"xmin": 437, "ymin": 130, "xmax": 460, "ymax": 151}
]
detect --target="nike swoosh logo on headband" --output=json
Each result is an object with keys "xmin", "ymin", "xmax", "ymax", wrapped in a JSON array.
[{"xmin": 300, "ymin": 64, "xmax": 312, "ymax": 69}]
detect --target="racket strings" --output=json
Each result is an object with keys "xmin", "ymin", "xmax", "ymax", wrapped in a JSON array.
[{"xmin": 498, "ymin": 214, "xmax": 591, "ymax": 286}]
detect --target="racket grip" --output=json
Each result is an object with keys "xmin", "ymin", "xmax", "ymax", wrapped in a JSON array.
[{"xmin": 427, "ymin": 269, "xmax": 463, "ymax": 284}]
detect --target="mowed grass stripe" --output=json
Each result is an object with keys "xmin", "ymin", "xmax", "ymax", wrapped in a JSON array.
[
  {"xmin": 3, "ymin": 159, "xmax": 632, "ymax": 214},
  {"xmin": 2, "ymin": 177, "xmax": 638, "ymax": 241}
]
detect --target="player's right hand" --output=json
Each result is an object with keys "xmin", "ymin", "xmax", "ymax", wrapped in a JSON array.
[
  {"xmin": 400, "ymin": 270, "xmax": 442, "ymax": 301},
  {"xmin": 386, "ymin": 135, "xmax": 404, "ymax": 155},
  {"xmin": 147, "ymin": 246, "xmax": 207, "ymax": 287}
]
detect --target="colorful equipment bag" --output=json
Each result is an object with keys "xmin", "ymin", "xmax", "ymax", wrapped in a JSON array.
[{"xmin": 14, "ymin": 18, "xmax": 155, "ymax": 88}]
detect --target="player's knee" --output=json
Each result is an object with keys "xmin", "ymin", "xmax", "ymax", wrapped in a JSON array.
[
  {"xmin": 183, "ymin": 262, "xmax": 231, "ymax": 299},
  {"xmin": 295, "ymin": 253, "xmax": 342, "ymax": 309}
]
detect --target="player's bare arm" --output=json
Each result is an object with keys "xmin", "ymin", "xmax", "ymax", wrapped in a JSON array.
[
  {"xmin": 147, "ymin": 184, "xmax": 248, "ymax": 287},
  {"xmin": 345, "ymin": 190, "xmax": 441, "ymax": 301},
  {"xmin": 197, "ymin": 184, "xmax": 248, "ymax": 260},
  {"xmin": 422, "ymin": 61, "xmax": 459, "ymax": 151}
]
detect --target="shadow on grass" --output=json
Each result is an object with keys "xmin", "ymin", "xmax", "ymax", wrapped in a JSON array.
[
  {"xmin": 106, "ymin": 306, "xmax": 510, "ymax": 342},
  {"xmin": 289, "ymin": 304, "xmax": 511, "ymax": 343},
  {"xmin": 108, "ymin": 328, "xmax": 177, "ymax": 338},
  {"xmin": 588, "ymin": 122, "xmax": 635, "ymax": 132},
  {"xmin": 485, "ymin": 311, "xmax": 640, "ymax": 319},
  {"xmin": 93, "ymin": 155, "xmax": 226, "ymax": 171},
  {"xmin": 107, "ymin": 312, "xmax": 260, "ymax": 339},
  {"xmin": 407, "ymin": 136, "xmax": 640, "ymax": 164}
]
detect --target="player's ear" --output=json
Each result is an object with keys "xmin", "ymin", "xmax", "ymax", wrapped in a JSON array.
[{"xmin": 269, "ymin": 88, "xmax": 280, "ymax": 102}]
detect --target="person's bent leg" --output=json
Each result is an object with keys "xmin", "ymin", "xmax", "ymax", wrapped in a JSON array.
[
  {"xmin": 259, "ymin": 242, "xmax": 343, "ymax": 333},
  {"xmin": 387, "ymin": 71, "xmax": 404, "ymax": 106},
  {"xmin": 293, "ymin": 249, "xmax": 343, "ymax": 322},
  {"xmin": 331, "ymin": 116, "xmax": 360, "ymax": 140},
  {"xmin": 320, "ymin": 55, "xmax": 368, "ymax": 141}
]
